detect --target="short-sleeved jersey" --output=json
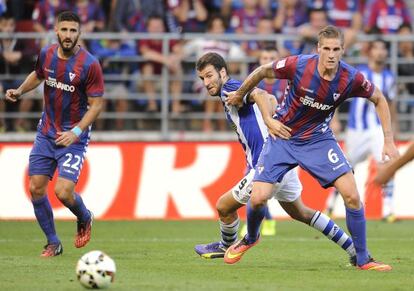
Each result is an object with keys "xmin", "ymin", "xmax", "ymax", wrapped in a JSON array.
[
  {"xmin": 308, "ymin": 0, "xmax": 359, "ymax": 28},
  {"xmin": 73, "ymin": 1, "xmax": 105, "ymax": 26},
  {"xmin": 365, "ymin": 0, "xmax": 411, "ymax": 34},
  {"xmin": 35, "ymin": 44, "xmax": 104, "ymax": 139},
  {"xmin": 32, "ymin": 1, "xmax": 70, "ymax": 31},
  {"xmin": 220, "ymin": 79, "xmax": 268, "ymax": 170},
  {"xmin": 257, "ymin": 79, "xmax": 288, "ymax": 105},
  {"xmin": 348, "ymin": 64, "xmax": 396, "ymax": 130},
  {"xmin": 230, "ymin": 8, "xmax": 265, "ymax": 33},
  {"xmin": 271, "ymin": 54, "xmax": 374, "ymax": 141}
]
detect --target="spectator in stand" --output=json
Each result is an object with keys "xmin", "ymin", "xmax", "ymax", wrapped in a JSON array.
[
  {"xmin": 183, "ymin": 14, "xmax": 245, "ymax": 132},
  {"xmin": 273, "ymin": 0, "xmax": 309, "ymax": 56},
  {"xmin": 246, "ymin": 16, "xmax": 277, "ymax": 59},
  {"xmin": 364, "ymin": 0, "xmax": 412, "ymax": 34},
  {"xmin": 72, "ymin": 0, "xmax": 105, "ymax": 33},
  {"xmin": 230, "ymin": 0, "xmax": 266, "ymax": 56},
  {"xmin": 298, "ymin": 8, "xmax": 329, "ymax": 54},
  {"xmin": 103, "ymin": 0, "xmax": 137, "ymax": 32},
  {"xmin": 230, "ymin": 0, "xmax": 265, "ymax": 34},
  {"xmin": 138, "ymin": 0, "xmax": 166, "ymax": 22},
  {"xmin": 0, "ymin": 0, "xmax": 6, "ymax": 17},
  {"xmin": 307, "ymin": 0, "xmax": 362, "ymax": 49},
  {"xmin": 0, "ymin": 12, "xmax": 37, "ymax": 132},
  {"xmin": 166, "ymin": 0, "xmax": 208, "ymax": 33},
  {"xmin": 32, "ymin": 0, "xmax": 70, "ymax": 46},
  {"xmin": 397, "ymin": 23, "xmax": 414, "ymax": 131},
  {"xmin": 256, "ymin": 46, "xmax": 287, "ymax": 105},
  {"xmin": 211, "ymin": 0, "xmax": 270, "ymax": 19},
  {"xmin": 89, "ymin": 36, "xmax": 136, "ymax": 130},
  {"xmin": 138, "ymin": 15, "xmax": 183, "ymax": 113}
]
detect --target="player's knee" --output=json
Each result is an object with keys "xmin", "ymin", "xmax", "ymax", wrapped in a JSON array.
[
  {"xmin": 216, "ymin": 195, "xmax": 238, "ymax": 219},
  {"xmin": 216, "ymin": 197, "xmax": 228, "ymax": 217},
  {"xmin": 250, "ymin": 193, "xmax": 267, "ymax": 210},
  {"xmin": 29, "ymin": 182, "xmax": 46, "ymax": 199},
  {"xmin": 342, "ymin": 192, "xmax": 360, "ymax": 209},
  {"xmin": 54, "ymin": 185, "xmax": 73, "ymax": 203}
]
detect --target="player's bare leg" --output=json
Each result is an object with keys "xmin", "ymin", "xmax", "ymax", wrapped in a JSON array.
[
  {"xmin": 334, "ymin": 172, "xmax": 392, "ymax": 271},
  {"xmin": 55, "ymin": 177, "xmax": 92, "ymax": 248},
  {"xmin": 30, "ymin": 175, "xmax": 62, "ymax": 257},
  {"xmin": 195, "ymin": 191, "xmax": 242, "ymax": 259}
]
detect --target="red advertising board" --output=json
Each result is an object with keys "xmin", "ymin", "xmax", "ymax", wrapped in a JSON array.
[{"xmin": 0, "ymin": 142, "xmax": 412, "ymax": 219}]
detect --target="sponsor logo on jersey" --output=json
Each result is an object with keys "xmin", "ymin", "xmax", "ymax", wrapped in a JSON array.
[
  {"xmin": 45, "ymin": 77, "xmax": 75, "ymax": 92},
  {"xmin": 300, "ymin": 96, "xmax": 333, "ymax": 111},
  {"xmin": 333, "ymin": 93, "xmax": 341, "ymax": 101},
  {"xmin": 301, "ymin": 86, "xmax": 314, "ymax": 94},
  {"xmin": 69, "ymin": 72, "xmax": 76, "ymax": 81},
  {"xmin": 276, "ymin": 59, "xmax": 286, "ymax": 69},
  {"xmin": 361, "ymin": 78, "xmax": 372, "ymax": 92}
]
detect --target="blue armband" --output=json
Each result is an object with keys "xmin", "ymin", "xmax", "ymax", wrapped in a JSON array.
[{"xmin": 71, "ymin": 126, "xmax": 82, "ymax": 137}]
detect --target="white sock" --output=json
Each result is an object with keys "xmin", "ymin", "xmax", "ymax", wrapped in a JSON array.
[
  {"xmin": 310, "ymin": 211, "xmax": 356, "ymax": 257},
  {"xmin": 220, "ymin": 218, "xmax": 240, "ymax": 248}
]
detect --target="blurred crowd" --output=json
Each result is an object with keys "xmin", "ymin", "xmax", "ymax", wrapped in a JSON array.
[{"xmin": 0, "ymin": 0, "xmax": 414, "ymax": 133}]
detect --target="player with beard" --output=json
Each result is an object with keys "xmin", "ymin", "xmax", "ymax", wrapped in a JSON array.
[
  {"xmin": 194, "ymin": 52, "xmax": 358, "ymax": 265},
  {"xmin": 4, "ymin": 11, "xmax": 104, "ymax": 257},
  {"xmin": 225, "ymin": 26, "xmax": 398, "ymax": 271}
]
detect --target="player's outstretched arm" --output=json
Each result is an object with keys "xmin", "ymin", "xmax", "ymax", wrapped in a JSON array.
[
  {"xmin": 369, "ymin": 86, "xmax": 399, "ymax": 160},
  {"xmin": 225, "ymin": 62, "xmax": 276, "ymax": 106},
  {"xmin": 375, "ymin": 142, "xmax": 414, "ymax": 184},
  {"xmin": 55, "ymin": 97, "xmax": 104, "ymax": 147},
  {"xmin": 249, "ymin": 88, "xmax": 291, "ymax": 140},
  {"xmin": 4, "ymin": 71, "xmax": 43, "ymax": 102}
]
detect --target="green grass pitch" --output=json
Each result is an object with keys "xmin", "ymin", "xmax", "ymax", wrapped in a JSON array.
[{"xmin": 1, "ymin": 220, "xmax": 413, "ymax": 290}]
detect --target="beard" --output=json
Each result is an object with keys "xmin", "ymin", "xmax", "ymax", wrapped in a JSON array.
[{"xmin": 57, "ymin": 35, "xmax": 79, "ymax": 52}]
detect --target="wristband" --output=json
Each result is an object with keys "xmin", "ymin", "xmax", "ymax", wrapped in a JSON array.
[{"xmin": 71, "ymin": 126, "xmax": 82, "ymax": 137}]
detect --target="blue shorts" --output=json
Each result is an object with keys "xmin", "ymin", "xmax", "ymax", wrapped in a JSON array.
[
  {"xmin": 29, "ymin": 133, "xmax": 89, "ymax": 183},
  {"xmin": 254, "ymin": 136, "xmax": 352, "ymax": 188}
]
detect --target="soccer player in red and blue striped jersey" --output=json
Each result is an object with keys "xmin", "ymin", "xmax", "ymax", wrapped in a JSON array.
[
  {"xmin": 225, "ymin": 25, "xmax": 399, "ymax": 271},
  {"xmin": 5, "ymin": 11, "xmax": 104, "ymax": 257}
]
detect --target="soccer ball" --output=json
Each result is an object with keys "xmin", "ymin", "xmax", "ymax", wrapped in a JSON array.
[{"xmin": 76, "ymin": 250, "xmax": 116, "ymax": 289}]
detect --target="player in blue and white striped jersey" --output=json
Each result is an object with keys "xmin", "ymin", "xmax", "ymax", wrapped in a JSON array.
[
  {"xmin": 325, "ymin": 39, "xmax": 398, "ymax": 222},
  {"xmin": 194, "ymin": 52, "xmax": 357, "ymax": 264}
]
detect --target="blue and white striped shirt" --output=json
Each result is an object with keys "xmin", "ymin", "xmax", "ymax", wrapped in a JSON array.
[
  {"xmin": 220, "ymin": 78, "xmax": 268, "ymax": 170},
  {"xmin": 348, "ymin": 64, "xmax": 396, "ymax": 130}
]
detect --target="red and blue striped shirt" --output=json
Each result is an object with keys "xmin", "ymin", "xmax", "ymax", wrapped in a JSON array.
[
  {"xmin": 35, "ymin": 44, "xmax": 104, "ymax": 139},
  {"xmin": 271, "ymin": 54, "xmax": 374, "ymax": 141}
]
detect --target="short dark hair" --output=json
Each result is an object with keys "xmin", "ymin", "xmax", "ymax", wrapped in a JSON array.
[
  {"xmin": 1, "ymin": 10, "xmax": 14, "ymax": 21},
  {"xmin": 196, "ymin": 52, "xmax": 228, "ymax": 73},
  {"xmin": 318, "ymin": 25, "xmax": 344, "ymax": 46},
  {"xmin": 261, "ymin": 45, "xmax": 278, "ymax": 53},
  {"xmin": 368, "ymin": 38, "xmax": 389, "ymax": 51},
  {"xmin": 398, "ymin": 22, "xmax": 412, "ymax": 33},
  {"xmin": 207, "ymin": 14, "xmax": 228, "ymax": 31},
  {"xmin": 57, "ymin": 11, "xmax": 81, "ymax": 25}
]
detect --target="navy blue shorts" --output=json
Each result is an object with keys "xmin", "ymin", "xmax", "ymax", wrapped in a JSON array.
[
  {"xmin": 254, "ymin": 136, "xmax": 352, "ymax": 188},
  {"xmin": 28, "ymin": 133, "xmax": 88, "ymax": 183}
]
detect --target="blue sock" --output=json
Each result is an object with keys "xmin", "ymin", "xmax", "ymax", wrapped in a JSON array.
[
  {"xmin": 346, "ymin": 206, "xmax": 369, "ymax": 266},
  {"xmin": 246, "ymin": 201, "xmax": 266, "ymax": 243},
  {"xmin": 63, "ymin": 193, "xmax": 91, "ymax": 222},
  {"xmin": 32, "ymin": 196, "xmax": 60, "ymax": 244},
  {"xmin": 263, "ymin": 204, "xmax": 272, "ymax": 220}
]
